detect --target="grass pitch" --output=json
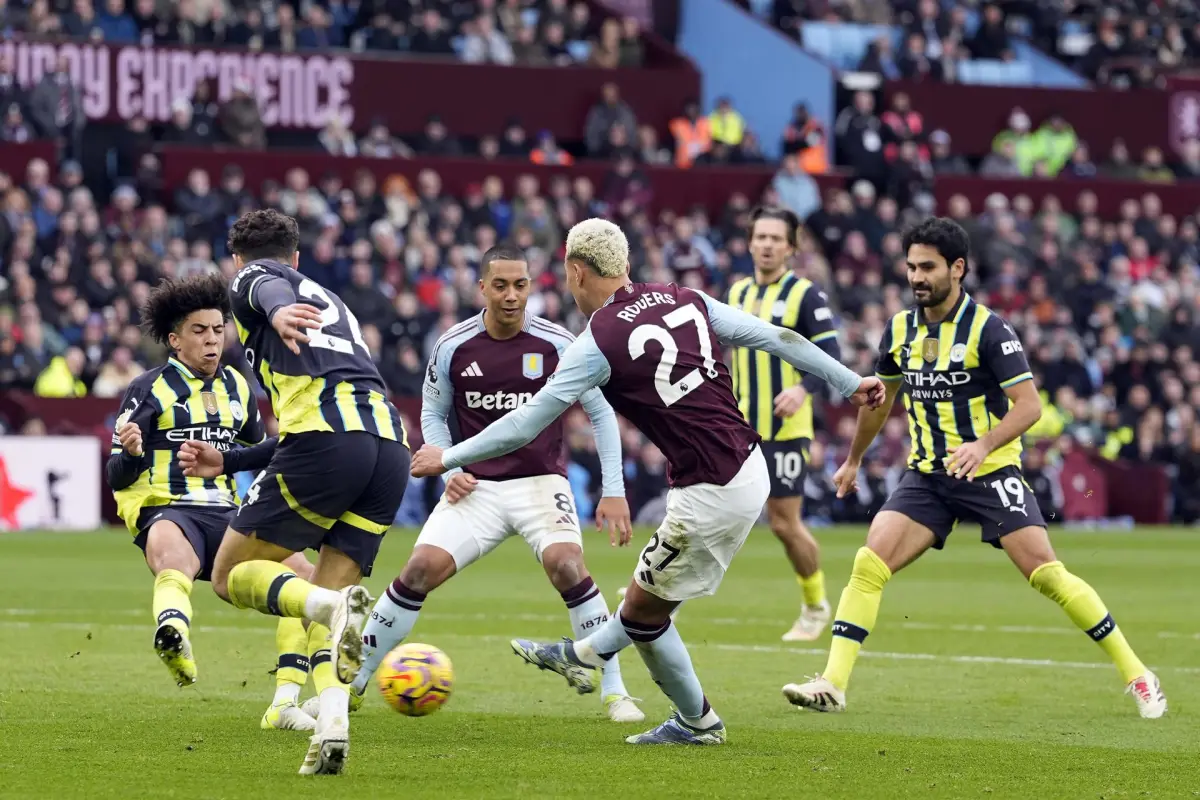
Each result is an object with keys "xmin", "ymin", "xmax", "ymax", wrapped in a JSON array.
[{"xmin": 0, "ymin": 526, "xmax": 1196, "ymax": 799}]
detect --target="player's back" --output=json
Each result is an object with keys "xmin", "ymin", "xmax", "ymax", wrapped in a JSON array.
[
  {"xmin": 588, "ymin": 282, "xmax": 760, "ymax": 487},
  {"xmin": 229, "ymin": 259, "xmax": 404, "ymax": 442},
  {"xmin": 426, "ymin": 313, "xmax": 570, "ymax": 481}
]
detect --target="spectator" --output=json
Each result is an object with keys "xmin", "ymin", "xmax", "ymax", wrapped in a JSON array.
[
  {"xmin": 531, "ymin": 131, "xmax": 574, "ymax": 165},
  {"xmin": 1063, "ymin": 142, "xmax": 1099, "ymax": 179},
  {"xmin": 29, "ymin": 55, "xmax": 85, "ymax": 160},
  {"xmin": 462, "ymin": 14, "xmax": 516, "ymax": 65},
  {"xmin": 414, "ymin": 115, "xmax": 463, "ymax": 158},
  {"xmin": 97, "ymin": 0, "xmax": 139, "ymax": 43},
  {"xmin": 772, "ymin": 154, "xmax": 820, "ymax": 221},
  {"xmin": 410, "ymin": 8, "xmax": 455, "ymax": 55},
  {"xmin": 858, "ymin": 36, "xmax": 902, "ymax": 79},
  {"xmin": 584, "ymin": 83, "xmax": 637, "ymax": 157},
  {"xmin": 590, "ymin": 18, "xmax": 622, "ymax": 68},
  {"xmin": 297, "ymin": 5, "xmax": 342, "ymax": 50},
  {"xmin": 499, "ymin": 118, "xmax": 531, "ymax": 158},
  {"xmin": 318, "ymin": 117, "xmax": 358, "ymax": 157},
  {"xmin": 669, "ymin": 100, "xmax": 711, "ymax": 169},
  {"xmin": 62, "ymin": 0, "xmax": 98, "ymax": 39},
  {"xmin": 174, "ymin": 168, "xmax": 223, "ymax": 243},
  {"xmin": 219, "ymin": 78, "xmax": 266, "ymax": 150},
  {"xmin": 1176, "ymin": 139, "xmax": 1200, "ymax": 180},
  {"xmin": 834, "ymin": 91, "xmax": 887, "ymax": 188},
  {"xmin": 980, "ymin": 139, "xmax": 1022, "ymax": 177},
  {"xmin": 637, "ymin": 125, "xmax": 671, "ymax": 166},
  {"xmin": 33, "ymin": 346, "xmax": 87, "ymax": 397},
  {"xmin": 969, "ymin": 4, "xmax": 1012, "ymax": 60},
  {"xmin": 1104, "ymin": 139, "xmax": 1140, "ymax": 180},
  {"xmin": 1030, "ymin": 114, "xmax": 1078, "ymax": 176},
  {"xmin": 359, "ymin": 120, "xmax": 414, "ymax": 159},
  {"xmin": 1139, "ymin": 147, "xmax": 1175, "ymax": 183},
  {"xmin": 781, "ymin": 103, "xmax": 828, "ymax": 174},
  {"xmin": 928, "ymin": 130, "xmax": 969, "ymax": 174},
  {"xmin": 161, "ymin": 98, "xmax": 212, "ymax": 145},
  {"xmin": 0, "ymin": 103, "xmax": 34, "ymax": 143},
  {"xmin": 618, "ymin": 17, "xmax": 645, "ymax": 67},
  {"xmin": 708, "ymin": 97, "xmax": 745, "ymax": 149},
  {"xmin": 92, "ymin": 344, "xmax": 144, "ymax": 398}
]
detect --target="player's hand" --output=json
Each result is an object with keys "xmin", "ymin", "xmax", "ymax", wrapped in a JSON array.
[
  {"xmin": 946, "ymin": 440, "xmax": 990, "ymax": 482},
  {"xmin": 849, "ymin": 376, "xmax": 887, "ymax": 409},
  {"xmin": 596, "ymin": 497, "xmax": 633, "ymax": 547},
  {"xmin": 270, "ymin": 303, "xmax": 324, "ymax": 355},
  {"xmin": 773, "ymin": 386, "xmax": 808, "ymax": 418},
  {"xmin": 178, "ymin": 440, "xmax": 225, "ymax": 478},
  {"xmin": 411, "ymin": 444, "xmax": 448, "ymax": 478},
  {"xmin": 117, "ymin": 422, "xmax": 143, "ymax": 457},
  {"xmin": 832, "ymin": 459, "xmax": 860, "ymax": 499},
  {"xmin": 443, "ymin": 473, "xmax": 477, "ymax": 503}
]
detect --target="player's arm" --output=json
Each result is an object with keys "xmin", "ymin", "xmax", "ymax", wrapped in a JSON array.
[
  {"xmin": 234, "ymin": 384, "xmax": 266, "ymax": 446},
  {"xmin": 831, "ymin": 324, "xmax": 903, "ymax": 498},
  {"xmin": 695, "ymin": 291, "xmax": 878, "ymax": 404},
  {"xmin": 105, "ymin": 383, "xmax": 159, "ymax": 491},
  {"xmin": 222, "ymin": 437, "xmax": 277, "ymax": 474},
  {"xmin": 419, "ymin": 342, "xmax": 464, "ymax": 479},
  {"xmin": 420, "ymin": 332, "xmax": 610, "ymax": 475},
  {"xmin": 796, "ymin": 287, "xmax": 841, "ymax": 397},
  {"xmin": 579, "ymin": 388, "xmax": 626, "ymax": 499},
  {"xmin": 947, "ymin": 318, "xmax": 1041, "ymax": 480},
  {"xmin": 229, "ymin": 262, "xmax": 322, "ymax": 355}
]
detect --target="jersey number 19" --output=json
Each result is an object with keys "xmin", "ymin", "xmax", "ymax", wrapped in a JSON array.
[{"xmin": 299, "ymin": 278, "xmax": 369, "ymax": 355}]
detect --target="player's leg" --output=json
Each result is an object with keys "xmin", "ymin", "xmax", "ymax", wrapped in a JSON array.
[
  {"xmin": 262, "ymin": 552, "xmax": 317, "ymax": 732},
  {"xmin": 784, "ymin": 471, "xmax": 953, "ymax": 712},
  {"xmin": 140, "ymin": 513, "xmax": 203, "ymax": 687},
  {"xmin": 1002, "ymin": 525, "xmax": 1166, "ymax": 718},
  {"xmin": 354, "ymin": 476, "xmax": 503, "ymax": 695},
  {"xmin": 541, "ymin": 541, "xmax": 643, "ymax": 723},
  {"xmin": 763, "ymin": 441, "xmax": 830, "ymax": 641}
]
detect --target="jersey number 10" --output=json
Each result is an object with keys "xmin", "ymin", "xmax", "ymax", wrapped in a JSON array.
[
  {"xmin": 299, "ymin": 278, "xmax": 369, "ymax": 355},
  {"xmin": 628, "ymin": 304, "xmax": 720, "ymax": 407}
]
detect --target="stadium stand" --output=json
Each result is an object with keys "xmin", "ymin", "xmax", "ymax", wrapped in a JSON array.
[{"xmin": 0, "ymin": 0, "xmax": 1197, "ymax": 530}]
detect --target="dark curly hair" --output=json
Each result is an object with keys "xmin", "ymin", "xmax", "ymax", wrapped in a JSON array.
[
  {"xmin": 901, "ymin": 217, "xmax": 971, "ymax": 277},
  {"xmin": 140, "ymin": 273, "xmax": 231, "ymax": 345},
  {"xmin": 748, "ymin": 206, "xmax": 801, "ymax": 247},
  {"xmin": 227, "ymin": 208, "xmax": 300, "ymax": 262}
]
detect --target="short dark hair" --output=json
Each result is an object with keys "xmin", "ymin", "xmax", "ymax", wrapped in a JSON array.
[
  {"xmin": 140, "ymin": 273, "xmax": 230, "ymax": 345},
  {"xmin": 748, "ymin": 206, "xmax": 800, "ymax": 246},
  {"xmin": 227, "ymin": 209, "xmax": 300, "ymax": 262},
  {"xmin": 480, "ymin": 244, "xmax": 527, "ymax": 277},
  {"xmin": 901, "ymin": 217, "xmax": 971, "ymax": 276}
]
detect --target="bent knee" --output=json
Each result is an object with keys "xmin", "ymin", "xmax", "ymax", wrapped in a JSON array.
[
  {"xmin": 542, "ymin": 546, "xmax": 587, "ymax": 592},
  {"xmin": 399, "ymin": 546, "xmax": 456, "ymax": 594},
  {"xmin": 210, "ymin": 569, "xmax": 232, "ymax": 603}
]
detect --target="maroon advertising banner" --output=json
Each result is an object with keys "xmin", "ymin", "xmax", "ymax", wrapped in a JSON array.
[
  {"xmin": 888, "ymin": 81, "xmax": 1183, "ymax": 158},
  {"xmin": 0, "ymin": 39, "xmax": 699, "ymax": 138}
]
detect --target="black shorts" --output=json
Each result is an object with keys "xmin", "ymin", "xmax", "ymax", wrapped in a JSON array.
[
  {"xmin": 761, "ymin": 439, "xmax": 810, "ymax": 499},
  {"xmin": 231, "ymin": 431, "xmax": 410, "ymax": 577},
  {"xmin": 879, "ymin": 465, "xmax": 1046, "ymax": 549},
  {"xmin": 134, "ymin": 505, "xmax": 234, "ymax": 582}
]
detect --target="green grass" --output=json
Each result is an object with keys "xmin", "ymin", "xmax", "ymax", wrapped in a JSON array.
[{"xmin": 1, "ymin": 526, "xmax": 1197, "ymax": 799}]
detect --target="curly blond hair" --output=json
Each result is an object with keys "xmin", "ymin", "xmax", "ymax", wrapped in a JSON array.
[{"xmin": 565, "ymin": 218, "xmax": 629, "ymax": 277}]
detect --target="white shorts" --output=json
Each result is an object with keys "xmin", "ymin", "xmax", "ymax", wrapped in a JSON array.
[
  {"xmin": 634, "ymin": 446, "xmax": 770, "ymax": 602},
  {"xmin": 415, "ymin": 474, "xmax": 583, "ymax": 570}
]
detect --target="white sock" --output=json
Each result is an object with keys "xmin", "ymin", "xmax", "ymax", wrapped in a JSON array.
[
  {"xmin": 303, "ymin": 587, "xmax": 341, "ymax": 626},
  {"xmin": 573, "ymin": 613, "xmax": 633, "ymax": 667},
  {"xmin": 317, "ymin": 686, "xmax": 348, "ymax": 730},
  {"xmin": 562, "ymin": 578, "xmax": 629, "ymax": 698},
  {"xmin": 350, "ymin": 578, "xmax": 425, "ymax": 693},
  {"xmin": 273, "ymin": 681, "xmax": 301, "ymax": 705}
]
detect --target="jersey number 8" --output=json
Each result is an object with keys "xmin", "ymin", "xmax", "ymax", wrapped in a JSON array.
[
  {"xmin": 299, "ymin": 278, "xmax": 369, "ymax": 355},
  {"xmin": 628, "ymin": 304, "xmax": 719, "ymax": 407}
]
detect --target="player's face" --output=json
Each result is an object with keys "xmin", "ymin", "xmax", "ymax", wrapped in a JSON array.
[
  {"xmin": 749, "ymin": 218, "xmax": 794, "ymax": 274},
  {"xmin": 169, "ymin": 309, "xmax": 225, "ymax": 376},
  {"xmin": 906, "ymin": 244, "xmax": 961, "ymax": 308},
  {"xmin": 480, "ymin": 259, "xmax": 531, "ymax": 326}
]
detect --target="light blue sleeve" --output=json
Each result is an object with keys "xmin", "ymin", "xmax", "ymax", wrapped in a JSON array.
[
  {"xmin": 421, "ymin": 337, "xmax": 462, "ymax": 478},
  {"xmin": 442, "ymin": 331, "xmax": 612, "ymax": 471},
  {"xmin": 696, "ymin": 291, "xmax": 863, "ymax": 399}
]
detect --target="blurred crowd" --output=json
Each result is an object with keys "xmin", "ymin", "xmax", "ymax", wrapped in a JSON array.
[{"xmin": 0, "ymin": 0, "xmax": 647, "ymax": 68}]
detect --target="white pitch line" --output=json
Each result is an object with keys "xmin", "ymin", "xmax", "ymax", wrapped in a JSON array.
[{"xmin": 3, "ymin": 620, "xmax": 1198, "ymax": 675}]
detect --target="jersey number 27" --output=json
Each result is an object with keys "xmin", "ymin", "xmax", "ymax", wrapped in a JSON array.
[
  {"xmin": 628, "ymin": 304, "xmax": 719, "ymax": 407},
  {"xmin": 299, "ymin": 278, "xmax": 369, "ymax": 355}
]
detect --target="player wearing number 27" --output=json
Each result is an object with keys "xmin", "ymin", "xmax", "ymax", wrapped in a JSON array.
[
  {"xmin": 186, "ymin": 210, "xmax": 410, "ymax": 776},
  {"xmin": 353, "ymin": 244, "xmax": 643, "ymax": 725},
  {"xmin": 782, "ymin": 217, "xmax": 1167, "ymax": 719},
  {"xmin": 408, "ymin": 218, "xmax": 885, "ymax": 745}
]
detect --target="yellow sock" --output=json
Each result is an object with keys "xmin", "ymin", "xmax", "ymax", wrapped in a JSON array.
[
  {"xmin": 275, "ymin": 618, "xmax": 310, "ymax": 689},
  {"xmin": 227, "ymin": 560, "xmax": 318, "ymax": 618},
  {"xmin": 823, "ymin": 547, "xmax": 891, "ymax": 691},
  {"xmin": 307, "ymin": 623, "xmax": 338, "ymax": 695},
  {"xmin": 1029, "ymin": 561, "xmax": 1146, "ymax": 684},
  {"xmin": 799, "ymin": 569, "xmax": 827, "ymax": 607},
  {"xmin": 153, "ymin": 569, "xmax": 194, "ymax": 635}
]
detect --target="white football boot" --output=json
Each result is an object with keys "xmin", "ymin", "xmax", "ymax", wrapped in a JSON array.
[
  {"xmin": 782, "ymin": 674, "xmax": 846, "ymax": 712},
  {"xmin": 604, "ymin": 695, "xmax": 646, "ymax": 723},
  {"xmin": 1126, "ymin": 670, "xmax": 1167, "ymax": 719},
  {"xmin": 298, "ymin": 716, "xmax": 349, "ymax": 776},
  {"xmin": 261, "ymin": 700, "xmax": 316, "ymax": 732},
  {"xmin": 330, "ymin": 585, "xmax": 373, "ymax": 685},
  {"xmin": 782, "ymin": 601, "xmax": 832, "ymax": 642}
]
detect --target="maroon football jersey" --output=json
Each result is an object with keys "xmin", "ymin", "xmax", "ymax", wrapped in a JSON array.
[
  {"xmin": 431, "ymin": 314, "xmax": 573, "ymax": 481},
  {"xmin": 589, "ymin": 283, "xmax": 761, "ymax": 487}
]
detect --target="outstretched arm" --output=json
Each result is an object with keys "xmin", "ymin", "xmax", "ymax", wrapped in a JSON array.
[
  {"xmin": 579, "ymin": 388, "xmax": 625, "ymax": 499},
  {"xmin": 439, "ymin": 333, "xmax": 611, "ymax": 471},
  {"xmin": 420, "ymin": 343, "xmax": 463, "ymax": 478},
  {"xmin": 697, "ymin": 291, "xmax": 864, "ymax": 399}
]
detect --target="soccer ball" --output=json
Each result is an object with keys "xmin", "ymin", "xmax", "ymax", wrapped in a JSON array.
[{"xmin": 376, "ymin": 643, "xmax": 454, "ymax": 716}]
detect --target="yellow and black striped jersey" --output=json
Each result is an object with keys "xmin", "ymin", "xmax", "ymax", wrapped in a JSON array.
[
  {"xmin": 108, "ymin": 357, "xmax": 263, "ymax": 534},
  {"xmin": 727, "ymin": 272, "xmax": 839, "ymax": 441},
  {"xmin": 229, "ymin": 259, "xmax": 406, "ymax": 445},
  {"xmin": 875, "ymin": 292, "xmax": 1033, "ymax": 477}
]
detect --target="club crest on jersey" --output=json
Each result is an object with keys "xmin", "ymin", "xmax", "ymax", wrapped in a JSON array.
[
  {"xmin": 230, "ymin": 400, "xmax": 244, "ymax": 421},
  {"xmin": 522, "ymin": 353, "xmax": 544, "ymax": 379},
  {"xmin": 950, "ymin": 343, "xmax": 967, "ymax": 362},
  {"xmin": 201, "ymin": 391, "xmax": 219, "ymax": 415},
  {"xmin": 922, "ymin": 338, "xmax": 940, "ymax": 363}
]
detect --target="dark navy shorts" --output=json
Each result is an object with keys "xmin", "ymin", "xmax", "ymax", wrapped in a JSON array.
[
  {"xmin": 761, "ymin": 439, "xmax": 810, "ymax": 499},
  {"xmin": 134, "ymin": 505, "xmax": 233, "ymax": 582}
]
